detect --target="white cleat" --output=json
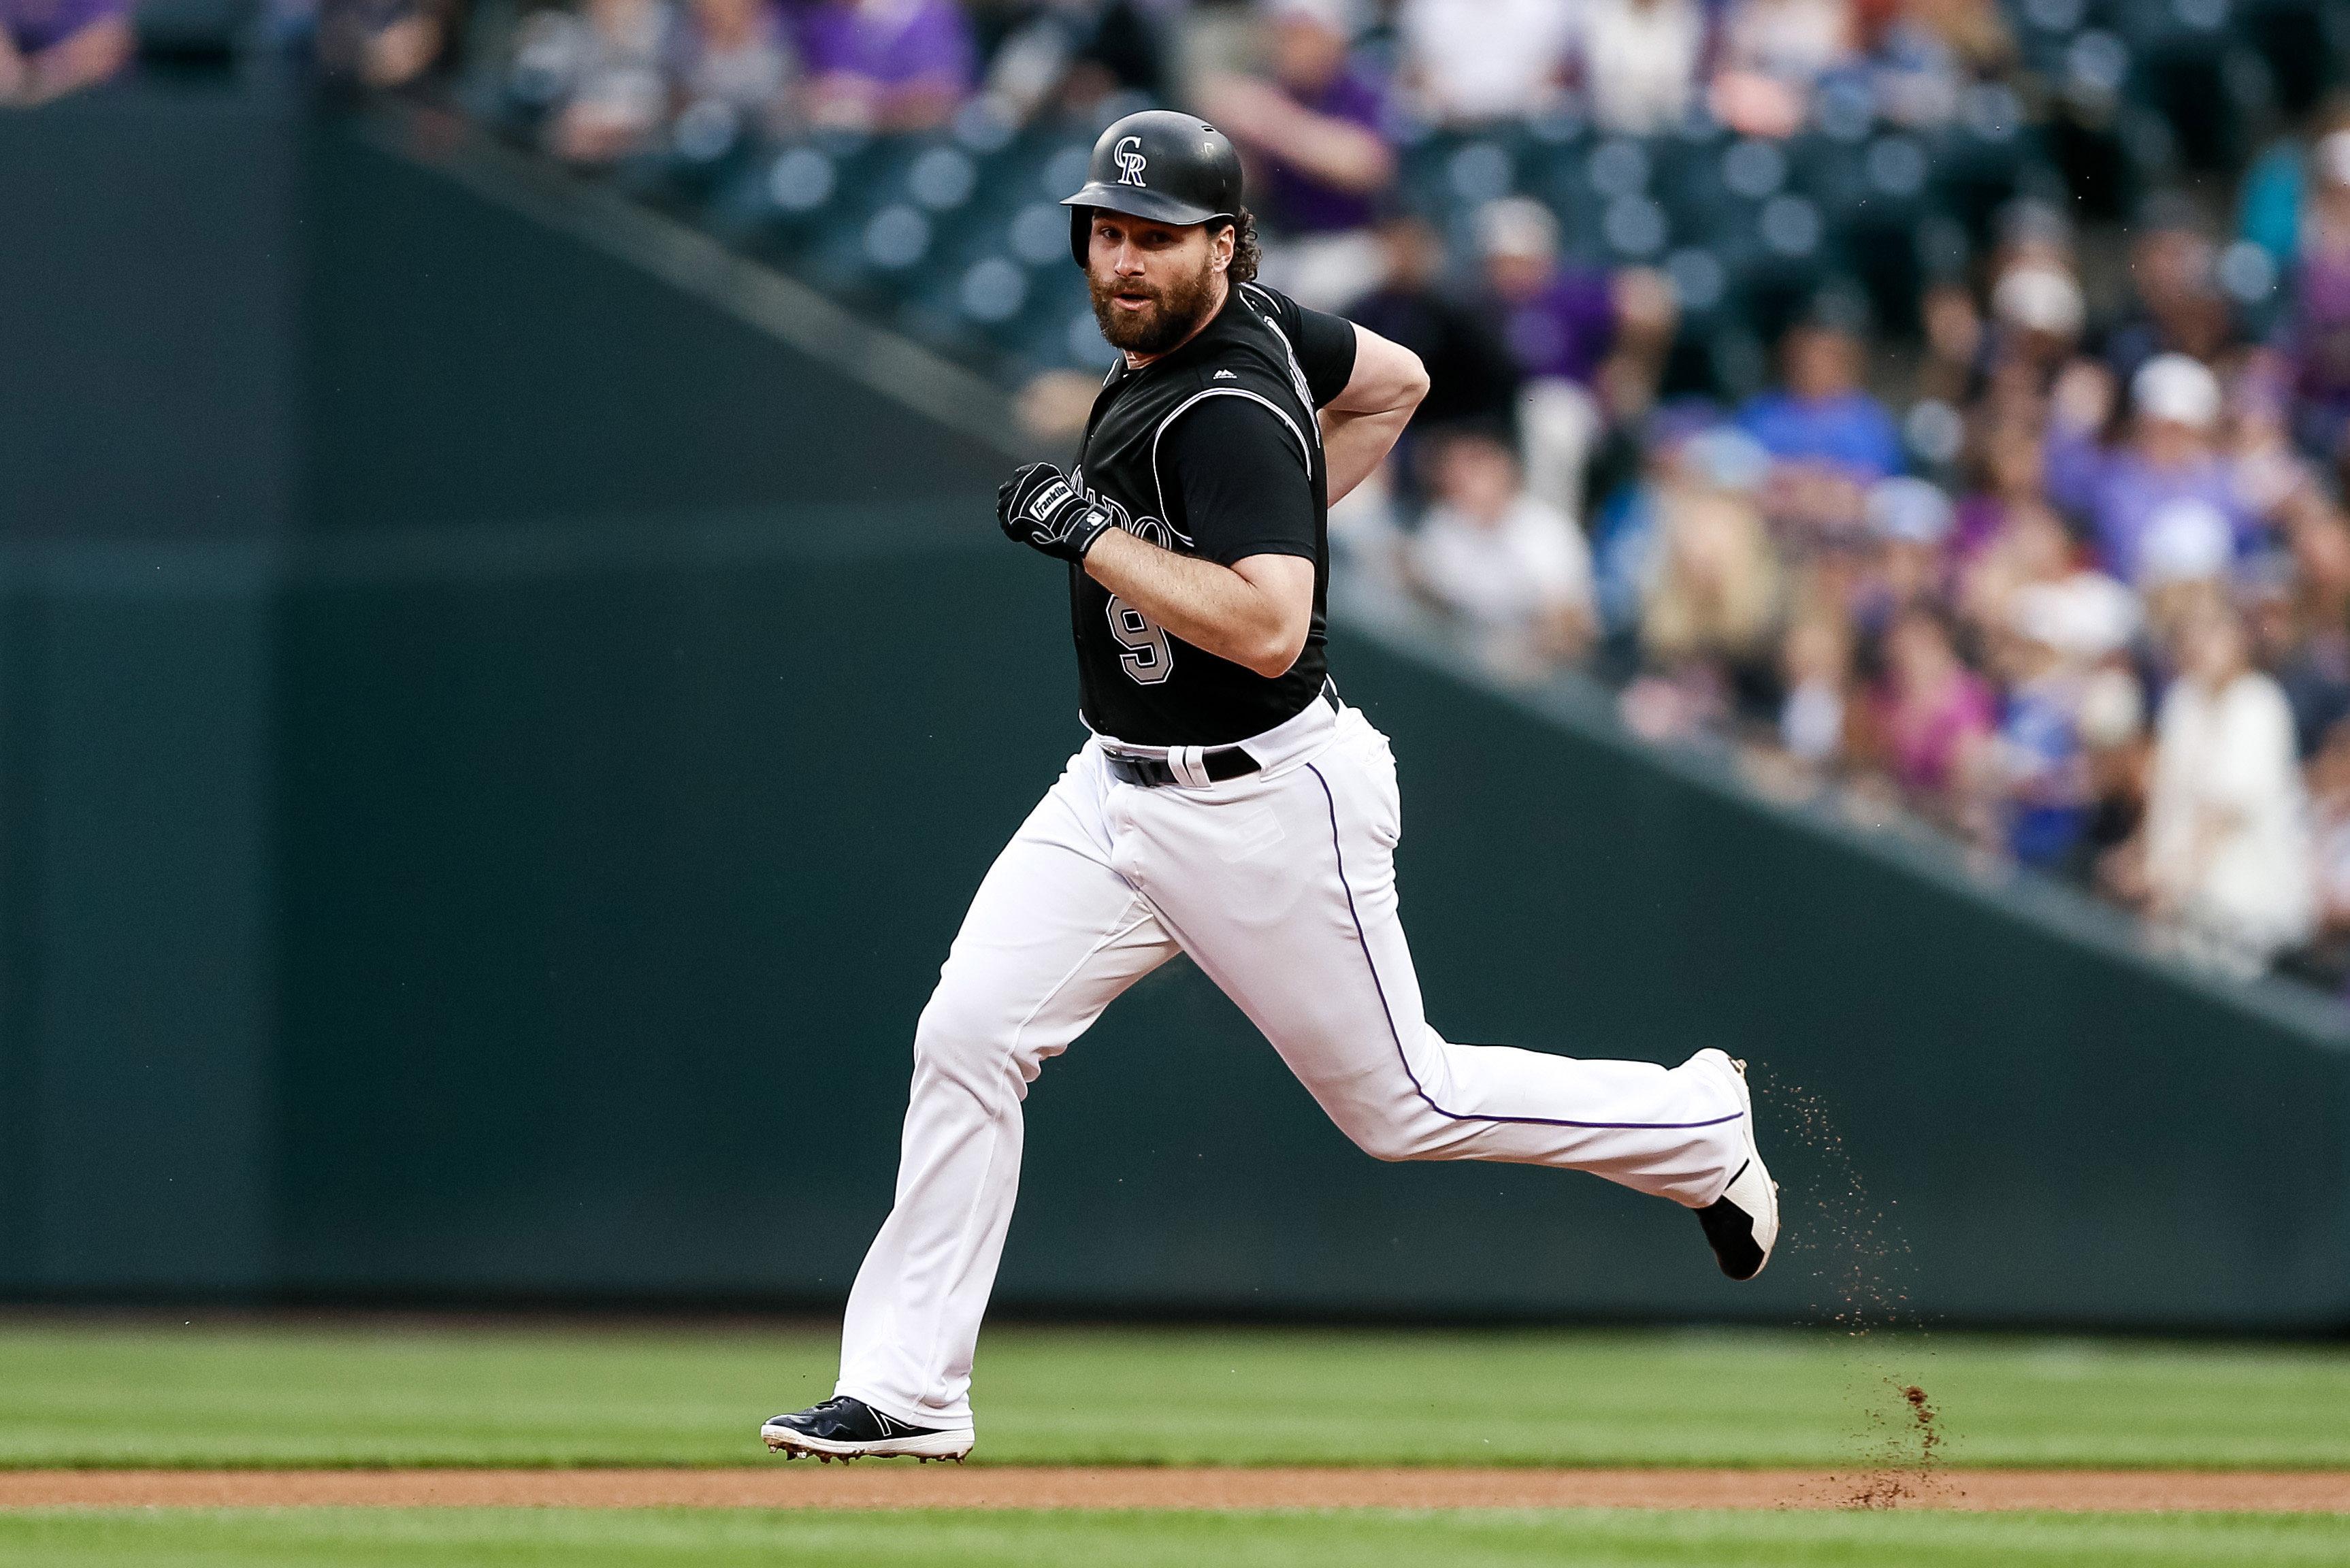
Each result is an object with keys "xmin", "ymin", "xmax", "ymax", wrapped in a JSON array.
[{"xmin": 1686, "ymin": 1049, "xmax": 1779, "ymax": 1281}]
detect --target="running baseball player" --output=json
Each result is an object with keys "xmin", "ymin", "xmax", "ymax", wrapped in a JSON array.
[{"xmin": 763, "ymin": 111, "xmax": 1778, "ymax": 1463}]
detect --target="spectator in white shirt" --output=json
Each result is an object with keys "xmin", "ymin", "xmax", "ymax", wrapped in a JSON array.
[
  {"xmin": 515, "ymin": 0, "xmax": 677, "ymax": 165},
  {"xmin": 679, "ymin": 0, "xmax": 795, "ymax": 127},
  {"xmin": 2143, "ymin": 601, "xmax": 2317, "ymax": 975},
  {"xmin": 1408, "ymin": 429, "xmax": 1597, "ymax": 674},
  {"xmin": 1778, "ymin": 612, "xmax": 1853, "ymax": 766},
  {"xmin": 1573, "ymin": 0, "xmax": 1708, "ymax": 137},
  {"xmin": 2295, "ymin": 717, "xmax": 2350, "ymax": 990},
  {"xmin": 1396, "ymin": 0, "xmax": 1576, "ymax": 125}
]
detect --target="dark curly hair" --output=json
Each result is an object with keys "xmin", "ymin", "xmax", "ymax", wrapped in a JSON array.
[{"xmin": 1220, "ymin": 208, "xmax": 1261, "ymax": 284}]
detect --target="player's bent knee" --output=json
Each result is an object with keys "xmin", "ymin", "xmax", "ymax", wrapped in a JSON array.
[
  {"xmin": 911, "ymin": 985, "xmax": 1046, "ymax": 1096},
  {"xmin": 911, "ymin": 996, "xmax": 1009, "ymax": 1084},
  {"xmin": 1339, "ymin": 1114, "xmax": 1433, "ymax": 1164}
]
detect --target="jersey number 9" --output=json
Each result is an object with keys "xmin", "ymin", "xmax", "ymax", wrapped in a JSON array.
[{"xmin": 1106, "ymin": 595, "xmax": 1173, "ymax": 685}]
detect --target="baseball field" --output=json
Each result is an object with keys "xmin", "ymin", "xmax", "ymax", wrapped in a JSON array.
[{"xmin": 3, "ymin": 1318, "xmax": 2346, "ymax": 1565}]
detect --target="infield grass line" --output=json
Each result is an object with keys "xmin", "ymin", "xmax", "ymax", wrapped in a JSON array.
[
  {"xmin": 3, "ymin": 1322, "xmax": 2348, "ymax": 1470},
  {"xmin": 7, "ymin": 1506, "xmax": 2350, "ymax": 1568}
]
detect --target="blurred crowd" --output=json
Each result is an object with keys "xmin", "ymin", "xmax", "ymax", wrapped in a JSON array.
[
  {"xmin": 481, "ymin": 0, "xmax": 2029, "ymax": 212},
  {"xmin": 1, "ymin": 0, "xmax": 469, "ymax": 101},
  {"xmin": 1338, "ymin": 143, "xmax": 2350, "ymax": 995},
  {"xmin": 474, "ymin": 0, "xmax": 2350, "ymax": 993},
  {"xmin": 25, "ymin": 0, "xmax": 2349, "ymax": 995}
]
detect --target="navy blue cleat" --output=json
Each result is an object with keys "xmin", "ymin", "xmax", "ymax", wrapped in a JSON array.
[{"xmin": 760, "ymin": 1396, "xmax": 973, "ymax": 1462}]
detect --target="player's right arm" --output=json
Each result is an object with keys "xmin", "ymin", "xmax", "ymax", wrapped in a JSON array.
[{"xmin": 1319, "ymin": 326, "xmax": 1429, "ymax": 505}]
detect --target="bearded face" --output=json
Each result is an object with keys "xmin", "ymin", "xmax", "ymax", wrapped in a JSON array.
[{"xmin": 1085, "ymin": 214, "xmax": 1227, "ymax": 357}]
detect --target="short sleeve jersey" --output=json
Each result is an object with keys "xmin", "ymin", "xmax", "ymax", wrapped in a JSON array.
[{"xmin": 1068, "ymin": 281, "xmax": 1358, "ymax": 747}]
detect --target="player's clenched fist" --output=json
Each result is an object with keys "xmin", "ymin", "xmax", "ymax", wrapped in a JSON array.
[{"xmin": 997, "ymin": 462, "xmax": 1116, "ymax": 563}]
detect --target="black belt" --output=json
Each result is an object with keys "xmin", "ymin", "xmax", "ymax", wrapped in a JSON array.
[
  {"xmin": 1105, "ymin": 746, "xmax": 1262, "ymax": 788},
  {"xmin": 1103, "ymin": 686, "xmax": 1339, "ymax": 789}
]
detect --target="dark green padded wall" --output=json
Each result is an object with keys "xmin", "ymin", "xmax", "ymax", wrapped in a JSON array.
[
  {"xmin": 304, "ymin": 124, "xmax": 1007, "ymax": 532},
  {"xmin": 268, "ymin": 539, "xmax": 2350, "ymax": 1326},
  {"xmin": 0, "ymin": 82, "xmax": 288, "ymax": 1296},
  {"xmin": 0, "ymin": 86, "xmax": 300, "ymax": 542}
]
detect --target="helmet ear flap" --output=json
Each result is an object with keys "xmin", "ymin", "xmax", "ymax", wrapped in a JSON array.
[{"xmin": 1068, "ymin": 206, "xmax": 1092, "ymax": 268}]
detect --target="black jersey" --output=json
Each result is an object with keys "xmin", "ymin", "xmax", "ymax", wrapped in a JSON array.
[{"xmin": 1067, "ymin": 281, "xmax": 1359, "ymax": 747}]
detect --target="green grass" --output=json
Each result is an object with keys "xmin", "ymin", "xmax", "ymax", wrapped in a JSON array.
[
  {"xmin": 3, "ymin": 1321, "xmax": 2348, "ymax": 1469},
  {"xmin": 5, "ymin": 1509, "xmax": 2350, "ymax": 1568}
]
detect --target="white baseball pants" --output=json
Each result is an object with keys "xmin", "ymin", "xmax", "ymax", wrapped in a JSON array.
[{"xmin": 836, "ymin": 696, "xmax": 1748, "ymax": 1430}]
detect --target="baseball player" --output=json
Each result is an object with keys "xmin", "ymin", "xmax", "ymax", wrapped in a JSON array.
[{"xmin": 763, "ymin": 111, "xmax": 1777, "ymax": 1463}]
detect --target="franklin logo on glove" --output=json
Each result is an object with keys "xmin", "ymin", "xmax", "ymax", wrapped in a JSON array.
[
  {"xmin": 996, "ymin": 461, "xmax": 1115, "ymax": 562},
  {"xmin": 1026, "ymin": 480, "xmax": 1074, "ymax": 520}
]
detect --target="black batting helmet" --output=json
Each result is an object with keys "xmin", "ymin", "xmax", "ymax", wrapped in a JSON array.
[{"xmin": 1061, "ymin": 110, "xmax": 1245, "ymax": 266}]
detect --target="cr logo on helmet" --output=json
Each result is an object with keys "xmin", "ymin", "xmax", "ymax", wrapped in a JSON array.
[{"xmin": 1113, "ymin": 136, "xmax": 1148, "ymax": 188}]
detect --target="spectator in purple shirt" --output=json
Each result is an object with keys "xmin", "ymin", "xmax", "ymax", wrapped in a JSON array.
[
  {"xmin": 1, "ymin": 0, "xmax": 133, "ymax": 104},
  {"xmin": 797, "ymin": 0, "xmax": 975, "ymax": 131},
  {"xmin": 1196, "ymin": 0, "xmax": 1395, "ymax": 310},
  {"xmin": 1480, "ymin": 198, "xmax": 1617, "ymax": 387},
  {"xmin": 1194, "ymin": 0, "xmax": 1391, "ymax": 314},
  {"xmin": 1474, "ymin": 196, "xmax": 1676, "ymax": 522},
  {"xmin": 2286, "ymin": 131, "xmax": 2350, "ymax": 472},
  {"xmin": 2043, "ymin": 353, "xmax": 2254, "ymax": 588}
]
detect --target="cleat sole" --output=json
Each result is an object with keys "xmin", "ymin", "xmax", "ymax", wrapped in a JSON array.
[{"xmin": 760, "ymin": 1424, "xmax": 976, "ymax": 1463}]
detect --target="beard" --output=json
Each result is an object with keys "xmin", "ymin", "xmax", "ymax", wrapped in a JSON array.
[{"xmin": 1088, "ymin": 255, "xmax": 1220, "ymax": 356}]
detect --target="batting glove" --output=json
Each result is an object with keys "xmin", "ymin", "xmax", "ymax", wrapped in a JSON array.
[{"xmin": 998, "ymin": 462, "xmax": 1116, "ymax": 563}]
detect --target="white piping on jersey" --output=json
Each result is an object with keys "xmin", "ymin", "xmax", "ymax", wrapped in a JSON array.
[
  {"xmin": 1149, "ymin": 388, "xmax": 1315, "ymax": 529},
  {"xmin": 1237, "ymin": 282, "xmax": 1324, "ymax": 434},
  {"xmin": 1074, "ymin": 463, "xmax": 1190, "ymax": 549}
]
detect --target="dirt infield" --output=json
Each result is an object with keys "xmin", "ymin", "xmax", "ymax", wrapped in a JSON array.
[{"xmin": 3, "ymin": 1468, "xmax": 2347, "ymax": 1513}]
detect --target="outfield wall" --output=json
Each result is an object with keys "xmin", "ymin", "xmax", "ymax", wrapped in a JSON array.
[{"xmin": 1, "ymin": 84, "xmax": 2345, "ymax": 1327}]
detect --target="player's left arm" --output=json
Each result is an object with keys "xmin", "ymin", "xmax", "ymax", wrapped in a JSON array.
[
  {"xmin": 995, "ymin": 396, "xmax": 1318, "ymax": 679},
  {"xmin": 1318, "ymin": 325, "xmax": 1429, "ymax": 505}
]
